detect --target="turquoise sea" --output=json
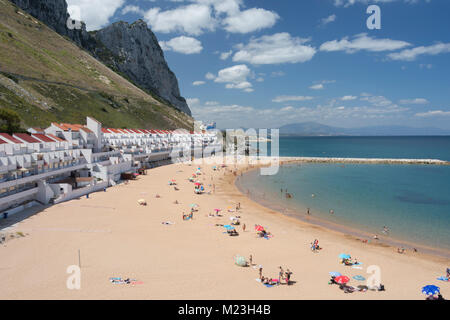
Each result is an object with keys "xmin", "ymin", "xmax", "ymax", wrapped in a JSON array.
[{"xmin": 237, "ymin": 136, "xmax": 450, "ymax": 255}]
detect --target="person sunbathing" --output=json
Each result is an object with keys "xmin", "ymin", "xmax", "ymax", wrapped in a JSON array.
[
  {"xmin": 340, "ymin": 284, "xmax": 355, "ymax": 293},
  {"xmin": 343, "ymin": 259, "xmax": 353, "ymax": 266}
]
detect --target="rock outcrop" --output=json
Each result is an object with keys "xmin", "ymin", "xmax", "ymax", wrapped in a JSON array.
[
  {"xmin": 91, "ymin": 21, "xmax": 191, "ymax": 115},
  {"xmin": 9, "ymin": 0, "xmax": 191, "ymax": 115},
  {"xmin": 9, "ymin": 0, "xmax": 90, "ymax": 47}
]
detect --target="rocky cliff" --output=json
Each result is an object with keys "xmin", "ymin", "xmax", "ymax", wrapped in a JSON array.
[
  {"xmin": 91, "ymin": 21, "xmax": 191, "ymax": 116},
  {"xmin": 9, "ymin": 0, "xmax": 90, "ymax": 47},
  {"xmin": 9, "ymin": 0, "xmax": 191, "ymax": 115}
]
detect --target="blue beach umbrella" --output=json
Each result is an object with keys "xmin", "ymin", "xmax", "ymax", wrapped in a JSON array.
[
  {"xmin": 224, "ymin": 225, "xmax": 235, "ymax": 230},
  {"xmin": 422, "ymin": 285, "xmax": 440, "ymax": 296},
  {"xmin": 329, "ymin": 271, "xmax": 341, "ymax": 277},
  {"xmin": 353, "ymin": 275, "xmax": 366, "ymax": 281},
  {"xmin": 339, "ymin": 253, "xmax": 351, "ymax": 259}
]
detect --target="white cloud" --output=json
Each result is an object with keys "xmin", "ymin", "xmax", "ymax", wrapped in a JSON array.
[
  {"xmin": 309, "ymin": 84, "xmax": 324, "ymax": 90},
  {"xmin": 419, "ymin": 64, "xmax": 433, "ymax": 69},
  {"xmin": 340, "ymin": 95, "xmax": 358, "ymax": 101},
  {"xmin": 189, "ymin": 93, "xmax": 413, "ymax": 128},
  {"xmin": 159, "ymin": 36, "xmax": 203, "ymax": 54},
  {"xmin": 192, "ymin": 81, "xmax": 206, "ymax": 86},
  {"xmin": 233, "ymin": 33, "xmax": 316, "ymax": 65},
  {"xmin": 272, "ymin": 96, "xmax": 314, "ymax": 103},
  {"xmin": 320, "ymin": 33, "xmax": 411, "ymax": 53},
  {"xmin": 66, "ymin": 0, "xmax": 125, "ymax": 31},
  {"xmin": 415, "ymin": 110, "xmax": 450, "ymax": 117},
  {"xmin": 334, "ymin": 0, "xmax": 430, "ymax": 7},
  {"xmin": 121, "ymin": 5, "xmax": 144, "ymax": 15},
  {"xmin": 144, "ymin": 4, "xmax": 216, "ymax": 35},
  {"xmin": 398, "ymin": 98, "xmax": 429, "ymax": 105},
  {"xmin": 271, "ymin": 71, "xmax": 285, "ymax": 77},
  {"xmin": 387, "ymin": 43, "xmax": 450, "ymax": 61},
  {"xmin": 320, "ymin": 14, "xmax": 337, "ymax": 26},
  {"xmin": 222, "ymin": 8, "xmax": 279, "ymax": 33},
  {"xmin": 220, "ymin": 50, "xmax": 233, "ymax": 60},
  {"xmin": 213, "ymin": 64, "xmax": 253, "ymax": 92},
  {"xmin": 141, "ymin": 1, "xmax": 279, "ymax": 36},
  {"xmin": 309, "ymin": 80, "xmax": 335, "ymax": 90},
  {"xmin": 205, "ymin": 72, "xmax": 216, "ymax": 80}
]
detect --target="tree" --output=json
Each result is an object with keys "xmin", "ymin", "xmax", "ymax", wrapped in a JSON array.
[{"xmin": 0, "ymin": 108, "xmax": 22, "ymax": 134}]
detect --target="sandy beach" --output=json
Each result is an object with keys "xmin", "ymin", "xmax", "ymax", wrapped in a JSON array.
[{"xmin": 0, "ymin": 158, "xmax": 448, "ymax": 300}]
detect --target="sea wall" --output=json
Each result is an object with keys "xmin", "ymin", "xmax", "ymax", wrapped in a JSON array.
[{"xmin": 276, "ymin": 156, "xmax": 450, "ymax": 166}]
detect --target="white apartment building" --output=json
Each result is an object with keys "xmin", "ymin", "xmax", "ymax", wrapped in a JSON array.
[{"xmin": 0, "ymin": 117, "xmax": 220, "ymax": 219}]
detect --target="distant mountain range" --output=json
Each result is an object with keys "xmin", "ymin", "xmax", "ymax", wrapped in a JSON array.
[{"xmin": 279, "ymin": 122, "xmax": 450, "ymax": 136}]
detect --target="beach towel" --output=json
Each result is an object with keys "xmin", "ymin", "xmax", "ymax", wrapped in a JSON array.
[
  {"xmin": 264, "ymin": 284, "xmax": 274, "ymax": 288},
  {"xmin": 437, "ymin": 276, "xmax": 449, "ymax": 281}
]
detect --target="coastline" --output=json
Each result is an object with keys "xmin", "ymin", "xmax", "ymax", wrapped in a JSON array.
[
  {"xmin": 0, "ymin": 158, "xmax": 449, "ymax": 299},
  {"xmin": 233, "ymin": 161, "xmax": 450, "ymax": 261}
]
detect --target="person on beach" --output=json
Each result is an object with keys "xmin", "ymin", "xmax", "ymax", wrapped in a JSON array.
[
  {"xmin": 243, "ymin": 224, "xmax": 246, "ymax": 232},
  {"xmin": 278, "ymin": 266, "xmax": 284, "ymax": 283},
  {"xmin": 397, "ymin": 247, "xmax": 405, "ymax": 254},
  {"xmin": 330, "ymin": 209, "xmax": 334, "ymax": 215},
  {"xmin": 307, "ymin": 208, "xmax": 310, "ymax": 215},
  {"xmin": 249, "ymin": 255, "xmax": 253, "ymax": 266},
  {"xmin": 285, "ymin": 269, "xmax": 292, "ymax": 285},
  {"xmin": 259, "ymin": 266, "xmax": 263, "ymax": 279}
]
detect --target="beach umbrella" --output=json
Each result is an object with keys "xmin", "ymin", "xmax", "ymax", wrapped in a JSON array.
[
  {"xmin": 234, "ymin": 255, "xmax": 247, "ymax": 267},
  {"xmin": 255, "ymin": 225, "xmax": 265, "ymax": 232},
  {"xmin": 329, "ymin": 271, "xmax": 341, "ymax": 277},
  {"xmin": 422, "ymin": 285, "xmax": 440, "ymax": 296},
  {"xmin": 334, "ymin": 276, "xmax": 350, "ymax": 284},
  {"xmin": 353, "ymin": 275, "xmax": 366, "ymax": 281},
  {"xmin": 214, "ymin": 209, "xmax": 221, "ymax": 212},
  {"xmin": 224, "ymin": 225, "xmax": 235, "ymax": 230},
  {"xmin": 190, "ymin": 203, "xmax": 199, "ymax": 208},
  {"xmin": 338, "ymin": 253, "xmax": 351, "ymax": 259},
  {"xmin": 194, "ymin": 183, "xmax": 201, "ymax": 186}
]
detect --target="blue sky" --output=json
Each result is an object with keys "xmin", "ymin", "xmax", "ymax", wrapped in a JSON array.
[{"xmin": 66, "ymin": 0, "xmax": 450, "ymax": 129}]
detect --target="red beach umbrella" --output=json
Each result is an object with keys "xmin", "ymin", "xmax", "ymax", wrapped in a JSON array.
[
  {"xmin": 335, "ymin": 276, "xmax": 350, "ymax": 284},
  {"xmin": 255, "ymin": 225, "xmax": 265, "ymax": 232}
]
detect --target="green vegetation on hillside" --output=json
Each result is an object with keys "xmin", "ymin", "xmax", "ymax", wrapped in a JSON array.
[
  {"xmin": 0, "ymin": 0, "xmax": 193, "ymax": 130},
  {"xmin": 0, "ymin": 107, "xmax": 23, "ymax": 133}
]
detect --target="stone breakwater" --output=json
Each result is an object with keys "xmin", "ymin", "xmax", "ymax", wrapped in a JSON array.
[{"xmin": 270, "ymin": 156, "xmax": 450, "ymax": 165}]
